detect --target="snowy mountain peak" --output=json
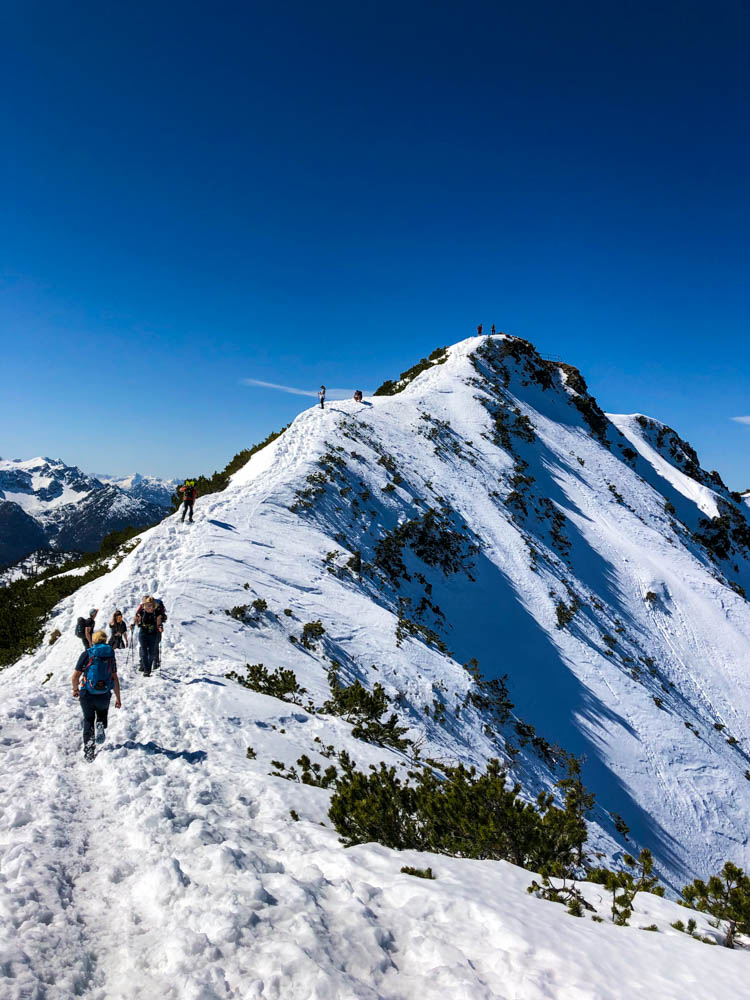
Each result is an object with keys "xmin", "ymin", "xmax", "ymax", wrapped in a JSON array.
[
  {"xmin": 2, "ymin": 333, "xmax": 750, "ymax": 996},
  {"xmin": 0, "ymin": 456, "xmax": 167, "ymax": 568}
]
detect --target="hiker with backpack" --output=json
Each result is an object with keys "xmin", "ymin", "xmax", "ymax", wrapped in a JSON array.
[
  {"xmin": 134, "ymin": 595, "xmax": 163, "ymax": 676},
  {"xmin": 75, "ymin": 609, "xmax": 98, "ymax": 649},
  {"xmin": 318, "ymin": 386, "xmax": 326, "ymax": 409},
  {"xmin": 353, "ymin": 390, "xmax": 363, "ymax": 403},
  {"xmin": 179, "ymin": 479, "xmax": 197, "ymax": 523},
  {"xmin": 72, "ymin": 629, "xmax": 121, "ymax": 761},
  {"xmin": 109, "ymin": 610, "xmax": 128, "ymax": 649},
  {"xmin": 134, "ymin": 594, "xmax": 167, "ymax": 670}
]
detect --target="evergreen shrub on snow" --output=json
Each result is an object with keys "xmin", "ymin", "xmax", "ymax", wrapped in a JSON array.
[
  {"xmin": 681, "ymin": 862, "xmax": 750, "ymax": 948},
  {"xmin": 329, "ymin": 758, "xmax": 590, "ymax": 873},
  {"xmin": 323, "ymin": 666, "xmax": 411, "ymax": 751},
  {"xmin": 225, "ymin": 663, "xmax": 309, "ymax": 706}
]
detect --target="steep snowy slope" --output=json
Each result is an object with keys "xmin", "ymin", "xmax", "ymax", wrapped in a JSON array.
[{"xmin": 1, "ymin": 333, "xmax": 750, "ymax": 997}]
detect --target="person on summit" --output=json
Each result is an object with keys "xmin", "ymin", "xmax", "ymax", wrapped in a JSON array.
[
  {"xmin": 109, "ymin": 610, "xmax": 128, "ymax": 649},
  {"xmin": 72, "ymin": 629, "xmax": 121, "ymax": 761},
  {"xmin": 134, "ymin": 596, "xmax": 163, "ymax": 676},
  {"xmin": 179, "ymin": 478, "xmax": 197, "ymax": 523},
  {"xmin": 353, "ymin": 390, "xmax": 363, "ymax": 403},
  {"xmin": 318, "ymin": 385, "xmax": 326, "ymax": 409}
]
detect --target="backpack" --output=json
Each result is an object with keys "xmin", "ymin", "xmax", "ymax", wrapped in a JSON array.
[
  {"xmin": 75, "ymin": 617, "xmax": 87, "ymax": 638},
  {"xmin": 82, "ymin": 644, "xmax": 115, "ymax": 694},
  {"xmin": 183, "ymin": 479, "xmax": 197, "ymax": 500}
]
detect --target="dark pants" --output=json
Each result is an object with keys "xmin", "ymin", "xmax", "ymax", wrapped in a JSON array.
[
  {"xmin": 79, "ymin": 689, "xmax": 111, "ymax": 747},
  {"xmin": 81, "ymin": 637, "xmax": 91, "ymax": 650},
  {"xmin": 110, "ymin": 633, "xmax": 125, "ymax": 649},
  {"xmin": 181, "ymin": 498, "xmax": 194, "ymax": 522},
  {"xmin": 140, "ymin": 631, "xmax": 159, "ymax": 673}
]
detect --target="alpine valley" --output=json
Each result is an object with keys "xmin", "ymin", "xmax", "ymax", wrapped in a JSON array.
[{"xmin": 1, "ymin": 334, "xmax": 749, "ymax": 999}]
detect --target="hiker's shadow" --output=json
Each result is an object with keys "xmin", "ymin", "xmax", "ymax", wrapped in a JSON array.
[
  {"xmin": 207, "ymin": 519, "xmax": 236, "ymax": 531},
  {"xmin": 112, "ymin": 740, "xmax": 207, "ymax": 764}
]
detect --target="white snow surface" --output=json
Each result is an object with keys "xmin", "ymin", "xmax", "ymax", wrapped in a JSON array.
[
  {"xmin": 2, "ymin": 336, "xmax": 750, "ymax": 997},
  {"xmin": 607, "ymin": 414, "xmax": 722, "ymax": 518}
]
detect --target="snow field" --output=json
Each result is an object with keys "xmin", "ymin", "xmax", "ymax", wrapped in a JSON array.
[{"xmin": 3, "ymin": 334, "xmax": 750, "ymax": 996}]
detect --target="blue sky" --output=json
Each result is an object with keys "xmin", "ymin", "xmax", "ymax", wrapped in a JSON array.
[{"xmin": 2, "ymin": 1, "xmax": 749, "ymax": 486}]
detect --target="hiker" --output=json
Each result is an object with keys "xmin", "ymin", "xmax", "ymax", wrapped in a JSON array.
[
  {"xmin": 72, "ymin": 629, "xmax": 121, "ymax": 761},
  {"xmin": 353, "ymin": 390, "xmax": 363, "ymax": 403},
  {"xmin": 134, "ymin": 596, "xmax": 163, "ymax": 676},
  {"xmin": 109, "ymin": 610, "xmax": 129, "ymax": 649},
  {"xmin": 75, "ymin": 609, "xmax": 98, "ymax": 649},
  {"xmin": 477, "ymin": 324, "xmax": 483, "ymax": 336},
  {"xmin": 491, "ymin": 324, "xmax": 496, "ymax": 335},
  {"xmin": 318, "ymin": 385, "xmax": 326, "ymax": 409},
  {"xmin": 135, "ymin": 595, "xmax": 167, "ymax": 668},
  {"xmin": 179, "ymin": 479, "xmax": 197, "ymax": 523}
]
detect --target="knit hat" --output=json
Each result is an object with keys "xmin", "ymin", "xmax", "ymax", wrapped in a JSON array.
[{"xmin": 89, "ymin": 608, "xmax": 97, "ymax": 617}]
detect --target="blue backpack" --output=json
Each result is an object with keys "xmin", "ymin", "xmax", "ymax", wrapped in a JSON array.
[{"xmin": 83, "ymin": 644, "xmax": 116, "ymax": 694}]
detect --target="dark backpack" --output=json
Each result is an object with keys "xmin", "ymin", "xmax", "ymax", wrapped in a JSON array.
[
  {"xmin": 82, "ymin": 644, "xmax": 115, "ymax": 694},
  {"xmin": 183, "ymin": 480, "xmax": 197, "ymax": 500},
  {"xmin": 75, "ymin": 617, "xmax": 87, "ymax": 638}
]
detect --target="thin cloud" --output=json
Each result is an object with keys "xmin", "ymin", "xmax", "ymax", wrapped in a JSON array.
[
  {"xmin": 241, "ymin": 378, "xmax": 361, "ymax": 401},
  {"xmin": 731, "ymin": 416, "xmax": 750, "ymax": 425},
  {"xmin": 241, "ymin": 378, "xmax": 317, "ymax": 398}
]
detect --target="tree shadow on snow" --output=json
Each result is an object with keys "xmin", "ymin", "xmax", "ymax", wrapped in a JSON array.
[
  {"xmin": 111, "ymin": 740, "xmax": 207, "ymax": 764},
  {"xmin": 428, "ymin": 551, "xmax": 687, "ymax": 883}
]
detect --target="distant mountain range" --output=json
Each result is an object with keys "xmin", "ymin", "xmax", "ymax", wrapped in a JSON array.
[
  {"xmin": 97, "ymin": 472, "xmax": 181, "ymax": 509},
  {"xmin": 0, "ymin": 457, "xmax": 177, "ymax": 569}
]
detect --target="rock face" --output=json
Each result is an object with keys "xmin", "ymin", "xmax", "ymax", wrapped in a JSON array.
[
  {"xmin": 0, "ymin": 457, "xmax": 166, "ymax": 568},
  {"xmin": 0, "ymin": 501, "xmax": 47, "ymax": 567}
]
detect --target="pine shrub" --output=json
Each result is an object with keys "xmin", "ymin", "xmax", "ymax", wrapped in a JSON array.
[
  {"xmin": 681, "ymin": 862, "xmax": 750, "ymax": 948},
  {"xmin": 329, "ymin": 758, "xmax": 591, "ymax": 873},
  {"xmin": 400, "ymin": 866, "xmax": 435, "ymax": 879},
  {"xmin": 586, "ymin": 849, "xmax": 662, "ymax": 925},
  {"xmin": 226, "ymin": 663, "xmax": 308, "ymax": 706},
  {"xmin": 301, "ymin": 620, "xmax": 326, "ymax": 649}
]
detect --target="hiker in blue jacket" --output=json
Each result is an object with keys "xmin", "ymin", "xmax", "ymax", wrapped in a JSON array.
[{"xmin": 72, "ymin": 630, "xmax": 121, "ymax": 761}]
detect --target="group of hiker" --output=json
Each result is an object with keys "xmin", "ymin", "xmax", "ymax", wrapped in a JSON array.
[
  {"xmin": 318, "ymin": 386, "xmax": 364, "ymax": 409},
  {"xmin": 72, "ymin": 596, "xmax": 167, "ymax": 759},
  {"xmin": 68, "ymin": 382, "xmax": 370, "ymax": 760}
]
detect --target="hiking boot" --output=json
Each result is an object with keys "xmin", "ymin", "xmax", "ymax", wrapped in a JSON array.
[
  {"xmin": 96, "ymin": 722, "xmax": 106, "ymax": 744},
  {"xmin": 83, "ymin": 743, "xmax": 95, "ymax": 762}
]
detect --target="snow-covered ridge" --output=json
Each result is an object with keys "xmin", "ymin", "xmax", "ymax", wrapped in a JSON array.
[{"xmin": 2, "ymin": 333, "xmax": 750, "ymax": 997}]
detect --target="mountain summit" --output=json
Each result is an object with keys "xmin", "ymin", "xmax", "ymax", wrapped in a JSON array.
[{"xmin": 2, "ymin": 333, "xmax": 749, "ymax": 996}]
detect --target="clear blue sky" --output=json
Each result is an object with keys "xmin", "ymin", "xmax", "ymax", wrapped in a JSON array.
[{"xmin": 2, "ymin": 1, "xmax": 749, "ymax": 486}]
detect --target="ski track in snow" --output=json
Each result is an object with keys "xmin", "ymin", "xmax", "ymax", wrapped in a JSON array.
[{"xmin": 2, "ymin": 336, "xmax": 750, "ymax": 997}]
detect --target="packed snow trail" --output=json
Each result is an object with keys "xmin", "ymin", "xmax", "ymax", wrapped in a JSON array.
[
  {"xmin": 3, "ymin": 334, "xmax": 750, "ymax": 996},
  {"xmin": 2, "ymin": 628, "xmax": 747, "ymax": 999}
]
